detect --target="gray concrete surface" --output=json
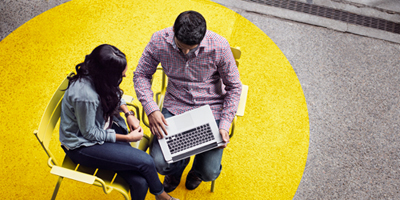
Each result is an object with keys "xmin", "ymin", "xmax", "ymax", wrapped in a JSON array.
[
  {"xmin": 344, "ymin": 0, "xmax": 400, "ymax": 14},
  {"xmin": 0, "ymin": 0, "xmax": 70, "ymax": 41},
  {"xmin": 1, "ymin": 0, "xmax": 400, "ymax": 199},
  {"xmin": 215, "ymin": 0, "xmax": 400, "ymax": 43}
]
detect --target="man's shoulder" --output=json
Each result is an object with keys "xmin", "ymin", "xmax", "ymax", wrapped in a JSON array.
[
  {"xmin": 152, "ymin": 27, "xmax": 173, "ymax": 41},
  {"xmin": 202, "ymin": 30, "xmax": 230, "ymax": 50},
  {"xmin": 205, "ymin": 30, "xmax": 225, "ymax": 39},
  {"xmin": 148, "ymin": 27, "xmax": 174, "ymax": 49}
]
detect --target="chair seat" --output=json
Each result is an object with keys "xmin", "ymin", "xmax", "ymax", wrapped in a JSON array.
[{"xmin": 61, "ymin": 155, "xmax": 130, "ymax": 196}]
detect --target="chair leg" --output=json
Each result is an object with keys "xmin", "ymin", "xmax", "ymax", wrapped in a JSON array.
[
  {"xmin": 211, "ymin": 180, "xmax": 216, "ymax": 192},
  {"xmin": 51, "ymin": 176, "xmax": 64, "ymax": 200}
]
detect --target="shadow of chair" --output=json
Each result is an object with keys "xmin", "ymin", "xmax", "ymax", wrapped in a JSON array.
[
  {"xmin": 133, "ymin": 47, "xmax": 248, "ymax": 192},
  {"xmin": 33, "ymin": 72, "xmax": 149, "ymax": 200}
]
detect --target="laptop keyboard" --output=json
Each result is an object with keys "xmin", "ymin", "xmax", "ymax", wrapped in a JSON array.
[{"xmin": 166, "ymin": 123, "xmax": 215, "ymax": 154}]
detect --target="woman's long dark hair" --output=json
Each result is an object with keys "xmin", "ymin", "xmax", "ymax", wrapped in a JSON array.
[{"xmin": 67, "ymin": 44, "xmax": 127, "ymax": 120}]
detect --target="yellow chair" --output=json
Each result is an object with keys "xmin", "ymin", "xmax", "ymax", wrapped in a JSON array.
[
  {"xmin": 33, "ymin": 72, "xmax": 149, "ymax": 200},
  {"xmin": 140, "ymin": 47, "xmax": 248, "ymax": 192}
]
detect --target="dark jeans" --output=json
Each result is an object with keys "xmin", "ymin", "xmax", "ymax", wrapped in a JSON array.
[
  {"xmin": 150, "ymin": 108, "xmax": 224, "ymax": 182},
  {"xmin": 63, "ymin": 123, "xmax": 164, "ymax": 200}
]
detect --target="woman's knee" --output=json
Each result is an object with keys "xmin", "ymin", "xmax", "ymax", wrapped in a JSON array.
[
  {"xmin": 124, "ymin": 174, "xmax": 148, "ymax": 200},
  {"xmin": 141, "ymin": 153, "xmax": 156, "ymax": 167},
  {"xmin": 132, "ymin": 175, "xmax": 148, "ymax": 190}
]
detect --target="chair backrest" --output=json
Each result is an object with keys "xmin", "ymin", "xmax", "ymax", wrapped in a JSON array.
[
  {"xmin": 230, "ymin": 47, "xmax": 241, "ymax": 67},
  {"xmin": 35, "ymin": 72, "xmax": 73, "ymax": 165}
]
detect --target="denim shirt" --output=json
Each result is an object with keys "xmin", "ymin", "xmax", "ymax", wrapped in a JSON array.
[{"xmin": 59, "ymin": 77, "xmax": 128, "ymax": 150}]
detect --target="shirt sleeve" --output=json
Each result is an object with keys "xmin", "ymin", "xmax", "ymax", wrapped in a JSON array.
[
  {"xmin": 217, "ymin": 45, "xmax": 242, "ymax": 132},
  {"xmin": 133, "ymin": 34, "xmax": 161, "ymax": 116},
  {"xmin": 74, "ymin": 100, "xmax": 116, "ymax": 143},
  {"xmin": 120, "ymin": 97, "xmax": 126, "ymax": 107}
]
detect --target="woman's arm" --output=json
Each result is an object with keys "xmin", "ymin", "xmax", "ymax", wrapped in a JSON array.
[
  {"xmin": 74, "ymin": 100, "xmax": 116, "ymax": 142},
  {"xmin": 115, "ymin": 128, "xmax": 143, "ymax": 142},
  {"xmin": 118, "ymin": 104, "xmax": 143, "ymax": 142},
  {"xmin": 120, "ymin": 104, "xmax": 141, "ymax": 131}
]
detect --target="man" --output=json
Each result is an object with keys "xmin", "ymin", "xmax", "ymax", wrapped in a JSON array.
[{"xmin": 133, "ymin": 10, "xmax": 242, "ymax": 192}]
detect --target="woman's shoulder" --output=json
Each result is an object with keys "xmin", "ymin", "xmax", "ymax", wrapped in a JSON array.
[{"xmin": 66, "ymin": 77, "xmax": 99, "ymax": 103}]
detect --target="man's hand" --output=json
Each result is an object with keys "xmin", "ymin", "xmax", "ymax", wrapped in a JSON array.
[
  {"xmin": 148, "ymin": 110, "xmax": 168, "ymax": 139},
  {"xmin": 126, "ymin": 114, "xmax": 141, "ymax": 132},
  {"xmin": 219, "ymin": 129, "xmax": 230, "ymax": 149}
]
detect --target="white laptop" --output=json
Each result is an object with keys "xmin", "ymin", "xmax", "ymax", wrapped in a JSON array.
[{"xmin": 158, "ymin": 105, "xmax": 226, "ymax": 163}]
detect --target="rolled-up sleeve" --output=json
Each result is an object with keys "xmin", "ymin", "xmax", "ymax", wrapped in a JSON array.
[
  {"xmin": 74, "ymin": 101, "xmax": 116, "ymax": 143},
  {"xmin": 120, "ymin": 97, "xmax": 126, "ymax": 107}
]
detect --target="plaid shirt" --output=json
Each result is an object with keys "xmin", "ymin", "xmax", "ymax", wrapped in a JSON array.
[{"xmin": 133, "ymin": 27, "xmax": 242, "ymax": 132}]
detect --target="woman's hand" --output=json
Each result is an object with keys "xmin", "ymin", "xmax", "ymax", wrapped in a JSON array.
[
  {"xmin": 116, "ymin": 126, "xmax": 143, "ymax": 142},
  {"xmin": 126, "ymin": 114, "xmax": 141, "ymax": 131},
  {"xmin": 126, "ymin": 127, "xmax": 143, "ymax": 142}
]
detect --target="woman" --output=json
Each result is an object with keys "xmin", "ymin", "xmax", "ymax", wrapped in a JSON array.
[{"xmin": 59, "ymin": 44, "xmax": 178, "ymax": 200}]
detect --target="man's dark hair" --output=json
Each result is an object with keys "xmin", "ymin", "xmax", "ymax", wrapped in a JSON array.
[{"xmin": 173, "ymin": 11, "xmax": 206, "ymax": 45}]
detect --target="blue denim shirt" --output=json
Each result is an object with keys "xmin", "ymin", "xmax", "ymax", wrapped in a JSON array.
[{"xmin": 59, "ymin": 77, "xmax": 128, "ymax": 150}]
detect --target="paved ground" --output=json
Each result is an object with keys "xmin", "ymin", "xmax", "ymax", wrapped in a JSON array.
[{"xmin": 1, "ymin": 0, "xmax": 400, "ymax": 199}]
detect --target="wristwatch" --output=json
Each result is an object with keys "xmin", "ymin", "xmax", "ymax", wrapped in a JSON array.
[{"xmin": 125, "ymin": 111, "xmax": 135, "ymax": 118}]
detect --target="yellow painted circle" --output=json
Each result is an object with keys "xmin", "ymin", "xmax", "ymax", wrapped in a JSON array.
[{"xmin": 0, "ymin": 0, "xmax": 309, "ymax": 199}]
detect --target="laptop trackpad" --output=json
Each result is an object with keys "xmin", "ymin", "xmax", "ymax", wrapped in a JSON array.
[{"xmin": 172, "ymin": 113, "xmax": 194, "ymax": 131}]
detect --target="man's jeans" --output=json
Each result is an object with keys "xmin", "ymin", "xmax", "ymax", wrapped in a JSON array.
[
  {"xmin": 150, "ymin": 108, "xmax": 224, "ymax": 182},
  {"xmin": 63, "ymin": 123, "xmax": 164, "ymax": 200}
]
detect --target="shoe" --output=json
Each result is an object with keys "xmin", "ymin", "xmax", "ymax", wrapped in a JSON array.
[
  {"xmin": 155, "ymin": 194, "xmax": 180, "ymax": 200},
  {"xmin": 185, "ymin": 171, "xmax": 202, "ymax": 190},
  {"xmin": 163, "ymin": 158, "xmax": 189, "ymax": 193},
  {"xmin": 163, "ymin": 174, "xmax": 181, "ymax": 193}
]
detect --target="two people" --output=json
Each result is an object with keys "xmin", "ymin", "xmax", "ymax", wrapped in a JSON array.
[{"xmin": 59, "ymin": 11, "xmax": 241, "ymax": 200}]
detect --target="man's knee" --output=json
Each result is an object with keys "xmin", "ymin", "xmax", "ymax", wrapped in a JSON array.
[
  {"xmin": 198, "ymin": 165, "xmax": 222, "ymax": 182},
  {"xmin": 150, "ymin": 149, "xmax": 169, "ymax": 175},
  {"xmin": 153, "ymin": 159, "xmax": 169, "ymax": 175}
]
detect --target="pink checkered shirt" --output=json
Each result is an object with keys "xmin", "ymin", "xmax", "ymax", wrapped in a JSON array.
[{"xmin": 133, "ymin": 27, "xmax": 242, "ymax": 132}]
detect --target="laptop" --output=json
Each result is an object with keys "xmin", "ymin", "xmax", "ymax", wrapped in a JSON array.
[{"xmin": 158, "ymin": 105, "xmax": 226, "ymax": 163}]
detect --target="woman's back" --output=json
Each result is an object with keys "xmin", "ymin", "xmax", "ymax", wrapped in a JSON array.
[{"xmin": 60, "ymin": 77, "xmax": 116, "ymax": 150}]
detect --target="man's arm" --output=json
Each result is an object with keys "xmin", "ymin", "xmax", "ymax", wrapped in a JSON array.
[
  {"xmin": 133, "ymin": 38, "xmax": 159, "ymax": 115},
  {"xmin": 133, "ymin": 35, "xmax": 169, "ymax": 139},
  {"xmin": 217, "ymin": 45, "xmax": 242, "ymax": 133}
]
